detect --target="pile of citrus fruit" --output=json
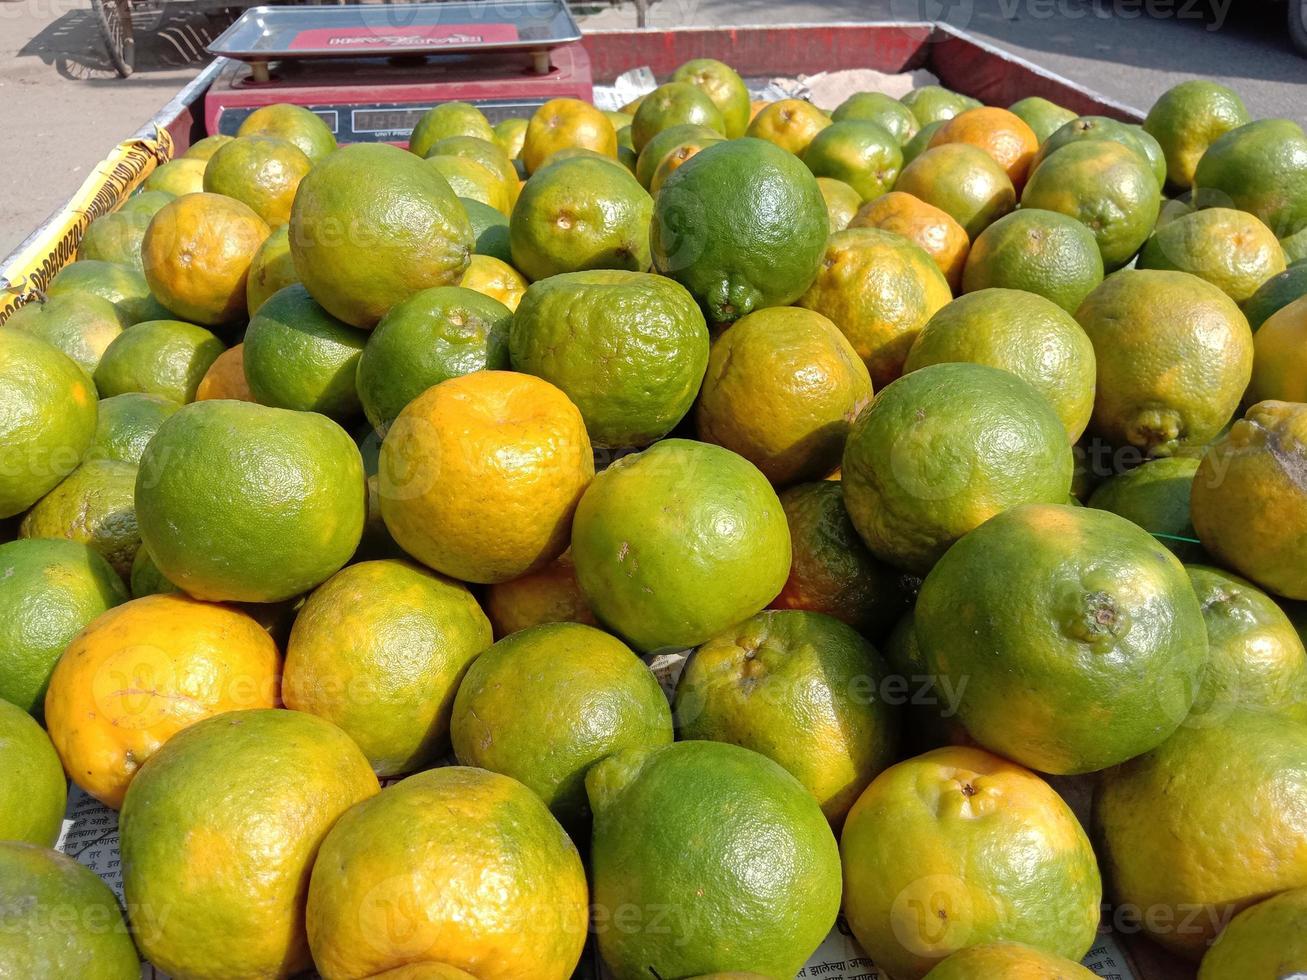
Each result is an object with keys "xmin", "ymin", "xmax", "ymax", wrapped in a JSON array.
[{"xmin": 3, "ymin": 58, "xmax": 1307, "ymax": 980}]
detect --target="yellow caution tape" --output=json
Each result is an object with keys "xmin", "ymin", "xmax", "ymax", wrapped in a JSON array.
[{"xmin": 0, "ymin": 127, "xmax": 174, "ymax": 325}]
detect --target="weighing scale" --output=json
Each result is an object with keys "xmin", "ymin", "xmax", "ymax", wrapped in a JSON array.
[{"xmin": 204, "ymin": 0, "xmax": 592, "ymax": 145}]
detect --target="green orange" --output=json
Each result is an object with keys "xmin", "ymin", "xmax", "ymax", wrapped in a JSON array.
[
  {"xmin": 588, "ymin": 740, "xmax": 841, "ymax": 979},
  {"xmin": 1095, "ymin": 707, "xmax": 1307, "ymax": 958},
  {"xmin": 674, "ymin": 609, "xmax": 899, "ymax": 826},
  {"xmin": 1021, "ymin": 139, "xmax": 1160, "ymax": 269},
  {"xmin": 0, "ymin": 331, "xmax": 98, "ymax": 519},
  {"xmin": 961, "ymin": 207, "xmax": 1104, "ymax": 313},
  {"xmin": 695, "ymin": 306, "xmax": 871, "ymax": 484},
  {"xmin": 378, "ymin": 371, "xmax": 593, "ymax": 584},
  {"xmin": 631, "ymin": 82, "xmax": 726, "ymax": 153},
  {"xmin": 571, "ymin": 439, "xmax": 790, "ymax": 652},
  {"xmin": 0, "ymin": 538, "xmax": 127, "ymax": 716},
  {"xmin": 42, "ymin": 593, "xmax": 281, "ymax": 809},
  {"xmin": 647, "ymin": 132, "xmax": 724, "ymax": 195},
  {"xmin": 509, "ymin": 270, "xmax": 707, "ymax": 448},
  {"xmin": 902, "ymin": 120, "xmax": 944, "ymax": 164},
  {"xmin": 284, "ymin": 558, "xmax": 492, "ymax": 776},
  {"xmin": 672, "ymin": 58, "xmax": 751, "ymax": 138},
  {"xmin": 136, "ymin": 399, "xmax": 366, "ymax": 602},
  {"xmin": 289, "ymin": 142, "xmax": 473, "ymax": 328},
  {"xmin": 141, "ymin": 192, "xmax": 270, "ymax": 326},
  {"xmin": 78, "ymin": 208, "xmax": 150, "ymax": 270},
  {"xmin": 1249, "ymin": 294, "xmax": 1307, "ymax": 403},
  {"xmin": 20, "ymin": 459, "xmax": 139, "ymax": 578},
  {"xmin": 203, "ymin": 135, "xmax": 312, "ymax": 226},
  {"xmin": 0, "ymin": 698, "xmax": 66, "ymax": 845},
  {"xmin": 425, "ymin": 135, "xmax": 518, "ymax": 203},
  {"xmin": 1199, "ymin": 887, "xmax": 1307, "ymax": 979},
  {"xmin": 904, "ymin": 287, "xmax": 1097, "ymax": 442},
  {"xmin": 520, "ymin": 97, "xmax": 617, "ymax": 174},
  {"xmin": 832, "ymin": 91, "xmax": 920, "ymax": 144},
  {"xmin": 357, "ymin": 284, "xmax": 512, "ymax": 433},
  {"xmin": 483, "ymin": 552, "xmax": 597, "ymax": 638},
  {"xmin": 1008, "ymin": 96, "xmax": 1078, "ymax": 144},
  {"xmin": 802, "ymin": 120, "xmax": 903, "ymax": 200},
  {"xmin": 119, "ymin": 188, "xmax": 175, "ymax": 218},
  {"xmin": 4, "ymin": 291, "xmax": 127, "ymax": 374},
  {"xmin": 771, "ymin": 481, "xmax": 908, "ymax": 638},
  {"xmin": 243, "ymin": 283, "xmax": 368, "ymax": 418},
  {"xmin": 849, "ymin": 191, "xmax": 970, "ymax": 291},
  {"xmin": 1193, "ymin": 119, "xmax": 1307, "ymax": 238},
  {"xmin": 494, "ymin": 116, "xmax": 528, "ymax": 158},
  {"xmin": 798, "ymin": 226, "xmax": 953, "ymax": 388},
  {"xmin": 841, "ymin": 363, "xmax": 1072, "ymax": 573},
  {"xmin": 1191, "ymin": 400, "xmax": 1307, "ymax": 599},
  {"xmin": 744, "ymin": 99, "xmax": 831, "ymax": 155},
  {"xmin": 817, "ymin": 176, "xmax": 862, "ymax": 232},
  {"xmin": 1185, "ymin": 564, "xmax": 1307, "ymax": 726},
  {"xmin": 929, "ymin": 106, "xmax": 1040, "ymax": 193},
  {"xmin": 0, "ymin": 842, "xmax": 139, "ymax": 978},
  {"xmin": 237, "ymin": 102, "xmax": 337, "ymax": 161},
  {"xmin": 634, "ymin": 122, "xmax": 720, "ymax": 188},
  {"xmin": 306, "ymin": 766, "xmax": 588, "ymax": 980},
  {"xmin": 120, "ymin": 709, "xmax": 379, "ymax": 978},
  {"xmin": 427, "ymin": 155, "xmax": 512, "ymax": 215},
  {"xmin": 1086, "ymin": 455, "xmax": 1204, "ymax": 561},
  {"xmin": 917, "ymin": 503, "xmax": 1208, "ymax": 773},
  {"xmin": 451, "ymin": 621, "xmax": 672, "ymax": 830},
  {"xmin": 509, "ymin": 154, "xmax": 652, "ymax": 281},
  {"xmin": 652, "ymin": 138, "xmax": 828, "ymax": 324},
  {"xmin": 142, "ymin": 157, "xmax": 205, "ymax": 196},
  {"xmin": 409, "ymin": 102, "xmax": 495, "ymax": 158},
  {"xmin": 1143, "ymin": 79, "xmax": 1250, "ymax": 188},
  {"xmin": 460, "ymin": 196, "xmax": 512, "ymax": 262},
  {"xmin": 182, "ymin": 134, "xmax": 233, "ymax": 161},
  {"xmin": 245, "ymin": 223, "xmax": 298, "ymax": 315},
  {"xmin": 1137, "ymin": 206, "xmax": 1285, "ymax": 303},
  {"xmin": 46, "ymin": 259, "xmax": 167, "ymax": 324},
  {"xmin": 1076, "ymin": 269, "xmax": 1252, "ymax": 457},
  {"xmin": 93, "ymin": 318, "xmax": 225, "ymax": 403},
  {"xmin": 894, "ymin": 143, "xmax": 1016, "ymax": 239},
  {"xmin": 841, "ymin": 746, "xmax": 1101, "ymax": 980},
  {"xmin": 1031, "ymin": 115, "xmax": 1162, "ymax": 187},
  {"xmin": 901, "ymin": 86, "xmax": 979, "ymax": 127},
  {"xmin": 1244, "ymin": 263, "xmax": 1307, "ymax": 330}
]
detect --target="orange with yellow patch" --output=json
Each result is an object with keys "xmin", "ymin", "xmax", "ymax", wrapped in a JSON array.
[
  {"xmin": 841, "ymin": 746, "xmax": 1102, "ymax": 980},
  {"xmin": 141, "ymin": 192, "xmax": 271, "ymax": 326},
  {"xmin": 378, "ymin": 371, "xmax": 593, "ymax": 584},
  {"xmin": 194, "ymin": 343, "xmax": 254, "ymax": 401},
  {"xmin": 929, "ymin": 107, "xmax": 1039, "ymax": 192},
  {"xmin": 746, "ymin": 99, "xmax": 831, "ymax": 155},
  {"xmin": 307, "ymin": 766, "xmax": 588, "ymax": 980},
  {"xmin": 459, "ymin": 255, "xmax": 528, "ymax": 312},
  {"xmin": 43, "ymin": 593, "xmax": 280, "ymax": 808},
  {"xmin": 521, "ymin": 98, "xmax": 617, "ymax": 174},
  {"xmin": 851, "ymin": 191, "xmax": 970, "ymax": 291}
]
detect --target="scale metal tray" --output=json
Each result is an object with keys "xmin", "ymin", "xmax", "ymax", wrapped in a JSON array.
[{"xmin": 207, "ymin": 0, "xmax": 582, "ymax": 62}]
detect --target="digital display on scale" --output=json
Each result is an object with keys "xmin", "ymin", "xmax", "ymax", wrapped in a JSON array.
[
  {"xmin": 351, "ymin": 107, "xmax": 431, "ymax": 134},
  {"xmin": 217, "ymin": 100, "xmax": 547, "ymax": 142}
]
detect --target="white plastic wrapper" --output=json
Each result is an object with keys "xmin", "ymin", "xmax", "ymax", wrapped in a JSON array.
[
  {"xmin": 592, "ymin": 66, "xmax": 658, "ymax": 110},
  {"xmin": 591, "ymin": 66, "xmax": 938, "ymax": 115}
]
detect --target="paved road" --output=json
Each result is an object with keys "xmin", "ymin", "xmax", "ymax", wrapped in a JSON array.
[{"xmin": 2, "ymin": 0, "xmax": 1304, "ymax": 258}]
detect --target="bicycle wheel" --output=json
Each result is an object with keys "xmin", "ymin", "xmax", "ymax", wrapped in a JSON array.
[{"xmin": 91, "ymin": 0, "xmax": 136, "ymax": 78}]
